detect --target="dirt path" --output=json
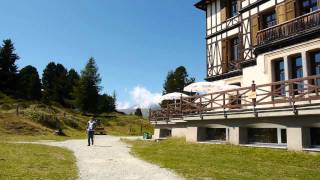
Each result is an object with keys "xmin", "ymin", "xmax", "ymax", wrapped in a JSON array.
[{"xmin": 39, "ymin": 135, "xmax": 182, "ymax": 180}]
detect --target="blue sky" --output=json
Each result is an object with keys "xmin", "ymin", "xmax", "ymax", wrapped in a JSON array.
[{"xmin": 0, "ymin": 0, "xmax": 205, "ymax": 109}]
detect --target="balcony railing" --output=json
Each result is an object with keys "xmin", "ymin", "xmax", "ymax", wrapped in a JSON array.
[
  {"xmin": 257, "ymin": 9, "xmax": 320, "ymax": 46},
  {"xmin": 149, "ymin": 75, "xmax": 320, "ymax": 122}
]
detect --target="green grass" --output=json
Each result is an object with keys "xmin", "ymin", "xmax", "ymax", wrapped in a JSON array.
[
  {"xmin": 103, "ymin": 114, "xmax": 154, "ymax": 136},
  {"xmin": 0, "ymin": 143, "xmax": 78, "ymax": 179},
  {"xmin": 127, "ymin": 138, "xmax": 320, "ymax": 180}
]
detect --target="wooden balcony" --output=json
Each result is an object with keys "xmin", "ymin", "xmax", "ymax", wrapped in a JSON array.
[
  {"xmin": 150, "ymin": 75, "xmax": 320, "ymax": 122},
  {"xmin": 255, "ymin": 10, "xmax": 320, "ymax": 54}
]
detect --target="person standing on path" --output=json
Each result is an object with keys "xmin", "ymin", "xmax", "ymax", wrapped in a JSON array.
[{"xmin": 87, "ymin": 117, "xmax": 96, "ymax": 146}]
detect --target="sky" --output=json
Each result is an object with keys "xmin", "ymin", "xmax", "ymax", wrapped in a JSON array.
[{"xmin": 0, "ymin": 0, "xmax": 206, "ymax": 109}]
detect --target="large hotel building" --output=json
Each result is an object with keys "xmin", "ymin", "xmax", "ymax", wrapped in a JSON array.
[{"xmin": 150, "ymin": 0, "xmax": 320, "ymax": 151}]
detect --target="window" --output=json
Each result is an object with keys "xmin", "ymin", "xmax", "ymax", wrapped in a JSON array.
[
  {"xmin": 281, "ymin": 129, "xmax": 287, "ymax": 144},
  {"xmin": 273, "ymin": 59, "xmax": 286, "ymax": 95},
  {"xmin": 311, "ymin": 128, "xmax": 320, "ymax": 146},
  {"xmin": 229, "ymin": 0, "xmax": 238, "ymax": 17},
  {"xmin": 301, "ymin": 0, "xmax": 318, "ymax": 15},
  {"xmin": 206, "ymin": 128, "xmax": 226, "ymax": 141},
  {"xmin": 262, "ymin": 11, "xmax": 277, "ymax": 29},
  {"xmin": 310, "ymin": 51, "xmax": 320, "ymax": 85},
  {"xmin": 229, "ymin": 37, "xmax": 240, "ymax": 70},
  {"xmin": 248, "ymin": 128, "xmax": 278, "ymax": 144},
  {"xmin": 291, "ymin": 56, "xmax": 304, "ymax": 94}
]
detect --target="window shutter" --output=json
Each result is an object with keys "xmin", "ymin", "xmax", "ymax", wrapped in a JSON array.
[
  {"xmin": 221, "ymin": 39, "xmax": 228, "ymax": 73},
  {"xmin": 285, "ymin": 0, "xmax": 295, "ymax": 21},
  {"xmin": 251, "ymin": 14, "xmax": 259, "ymax": 46},
  {"xmin": 276, "ymin": 2, "xmax": 286, "ymax": 24},
  {"xmin": 318, "ymin": 0, "xmax": 320, "ymax": 9},
  {"xmin": 221, "ymin": 0, "xmax": 227, "ymax": 22}
]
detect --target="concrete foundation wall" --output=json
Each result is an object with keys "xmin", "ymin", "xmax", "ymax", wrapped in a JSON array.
[
  {"xmin": 154, "ymin": 115, "xmax": 320, "ymax": 151},
  {"xmin": 171, "ymin": 128, "xmax": 187, "ymax": 138},
  {"xmin": 154, "ymin": 128, "xmax": 160, "ymax": 139}
]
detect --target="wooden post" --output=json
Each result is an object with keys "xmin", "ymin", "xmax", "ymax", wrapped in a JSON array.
[
  {"xmin": 252, "ymin": 81, "xmax": 257, "ymax": 117},
  {"xmin": 180, "ymin": 94, "xmax": 183, "ymax": 115}
]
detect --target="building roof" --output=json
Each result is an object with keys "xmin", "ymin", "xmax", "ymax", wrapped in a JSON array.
[{"xmin": 194, "ymin": 0, "xmax": 213, "ymax": 11}]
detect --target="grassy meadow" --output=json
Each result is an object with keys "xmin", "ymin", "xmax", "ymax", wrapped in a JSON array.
[
  {"xmin": 0, "ymin": 143, "xmax": 78, "ymax": 179},
  {"xmin": 127, "ymin": 138, "xmax": 320, "ymax": 179}
]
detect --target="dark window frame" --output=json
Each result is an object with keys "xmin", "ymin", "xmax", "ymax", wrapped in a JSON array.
[
  {"xmin": 309, "ymin": 50, "xmax": 320, "ymax": 86},
  {"xmin": 290, "ymin": 55, "xmax": 304, "ymax": 94},
  {"xmin": 229, "ymin": 36, "xmax": 240, "ymax": 68},
  {"xmin": 229, "ymin": 0, "xmax": 238, "ymax": 18},
  {"xmin": 300, "ymin": 0, "xmax": 318, "ymax": 15},
  {"xmin": 273, "ymin": 59, "xmax": 286, "ymax": 96}
]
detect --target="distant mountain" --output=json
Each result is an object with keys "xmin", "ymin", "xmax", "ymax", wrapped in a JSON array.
[{"xmin": 117, "ymin": 104, "xmax": 160, "ymax": 118}]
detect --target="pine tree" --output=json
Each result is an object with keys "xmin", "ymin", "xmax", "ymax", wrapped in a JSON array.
[
  {"xmin": 0, "ymin": 39, "xmax": 19, "ymax": 94},
  {"xmin": 42, "ymin": 62, "xmax": 57, "ymax": 103},
  {"xmin": 42, "ymin": 62, "xmax": 69, "ymax": 105},
  {"xmin": 97, "ymin": 94, "xmax": 116, "ymax": 113},
  {"xmin": 17, "ymin": 65, "xmax": 41, "ymax": 100},
  {"xmin": 66, "ymin": 69, "xmax": 80, "ymax": 100},
  {"xmin": 163, "ymin": 66, "xmax": 195, "ymax": 94},
  {"xmin": 76, "ymin": 57, "xmax": 101, "ymax": 113},
  {"xmin": 134, "ymin": 108, "xmax": 143, "ymax": 117},
  {"xmin": 54, "ymin": 63, "xmax": 68, "ymax": 104}
]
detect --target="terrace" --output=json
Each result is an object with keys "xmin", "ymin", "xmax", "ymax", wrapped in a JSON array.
[{"xmin": 150, "ymin": 75, "xmax": 320, "ymax": 123}]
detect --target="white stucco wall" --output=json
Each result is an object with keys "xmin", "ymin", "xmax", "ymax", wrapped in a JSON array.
[{"xmin": 171, "ymin": 128, "xmax": 187, "ymax": 138}]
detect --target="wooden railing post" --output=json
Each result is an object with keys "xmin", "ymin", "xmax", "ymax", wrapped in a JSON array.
[
  {"xmin": 166, "ymin": 103, "xmax": 169, "ymax": 121},
  {"xmin": 180, "ymin": 94, "xmax": 183, "ymax": 116},
  {"xmin": 252, "ymin": 81, "xmax": 257, "ymax": 117}
]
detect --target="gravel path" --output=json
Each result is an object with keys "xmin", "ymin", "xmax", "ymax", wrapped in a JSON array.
[{"xmin": 38, "ymin": 135, "xmax": 182, "ymax": 180}]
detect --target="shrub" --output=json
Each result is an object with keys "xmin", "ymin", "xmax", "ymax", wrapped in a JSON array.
[
  {"xmin": 63, "ymin": 118, "xmax": 81, "ymax": 129},
  {"xmin": 1, "ymin": 104, "xmax": 12, "ymax": 110}
]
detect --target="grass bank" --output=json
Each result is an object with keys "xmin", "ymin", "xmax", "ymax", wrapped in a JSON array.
[
  {"xmin": 0, "ymin": 143, "xmax": 78, "ymax": 179},
  {"xmin": 0, "ymin": 93, "xmax": 153, "ymax": 141},
  {"xmin": 127, "ymin": 138, "xmax": 320, "ymax": 179}
]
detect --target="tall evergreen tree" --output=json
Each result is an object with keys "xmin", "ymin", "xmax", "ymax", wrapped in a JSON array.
[
  {"xmin": 42, "ymin": 62, "xmax": 69, "ymax": 105},
  {"xmin": 66, "ymin": 69, "xmax": 80, "ymax": 100},
  {"xmin": 134, "ymin": 108, "xmax": 143, "ymax": 117},
  {"xmin": 163, "ymin": 66, "xmax": 195, "ymax": 94},
  {"xmin": 17, "ymin": 65, "xmax": 42, "ymax": 100},
  {"xmin": 54, "ymin": 64, "xmax": 68, "ymax": 105},
  {"xmin": 42, "ymin": 62, "xmax": 57, "ymax": 103},
  {"xmin": 0, "ymin": 39, "xmax": 19, "ymax": 94},
  {"xmin": 76, "ymin": 57, "xmax": 101, "ymax": 113},
  {"xmin": 97, "ymin": 94, "xmax": 116, "ymax": 113}
]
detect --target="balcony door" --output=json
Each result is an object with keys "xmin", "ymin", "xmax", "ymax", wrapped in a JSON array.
[
  {"xmin": 273, "ymin": 59, "xmax": 286, "ymax": 96},
  {"xmin": 310, "ymin": 51, "xmax": 320, "ymax": 85},
  {"xmin": 291, "ymin": 55, "xmax": 304, "ymax": 94}
]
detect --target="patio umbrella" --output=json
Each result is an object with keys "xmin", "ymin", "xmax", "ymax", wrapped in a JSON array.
[
  {"xmin": 183, "ymin": 82, "xmax": 225, "ymax": 94},
  {"xmin": 222, "ymin": 84, "xmax": 241, "ymax": 91},
  {"xmin": 160, "ymin": 92, "xmax": 189, "ymax": 108},
  {"xmin": 160, "ymin": 92, "xmax": 189, "ymax": 102}
]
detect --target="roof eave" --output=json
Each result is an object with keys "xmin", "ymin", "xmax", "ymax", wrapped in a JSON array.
[{"xmin": 194, "ymin": 0, "xmax": 207, "ymax": 11}]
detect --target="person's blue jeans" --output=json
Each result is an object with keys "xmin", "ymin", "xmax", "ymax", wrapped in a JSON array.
[{"xmin": 88, "ymin": 131, "xmax": 94, "ymax": 146}]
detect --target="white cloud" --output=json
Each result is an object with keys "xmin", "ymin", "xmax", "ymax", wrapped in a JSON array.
[
  {"xmin": 117, "ymin": 101, "xmax": 130, "ymax": 110},
  {"xmin": 117, "ymin": 86, "xmax": 161, "ymax": 110}
]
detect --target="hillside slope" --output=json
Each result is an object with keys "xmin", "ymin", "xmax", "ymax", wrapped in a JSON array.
[{"xmin": 0, "ymin": 93, "xmax": 154, "ymax": 141}]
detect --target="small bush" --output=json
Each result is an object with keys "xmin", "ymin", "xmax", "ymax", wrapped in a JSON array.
[
  {"xmin": 1, "ymin": 104, "xmax": 12, "ymax": 110},
  {"xmin": 38, "ymin": 114, "xmax": 62, "ymax": 129},
  {"xmin": 116, "ymin": 121, "xmax": 127, "ymax": 126},
  {"xmin": 63, "ymin": 118, "xmax": 81, "ymax": 129}
]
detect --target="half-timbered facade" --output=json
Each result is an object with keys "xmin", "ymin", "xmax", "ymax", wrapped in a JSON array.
[{"xmin": 150, "ymin": 0, "xmax": 320, "ymax": 151}]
